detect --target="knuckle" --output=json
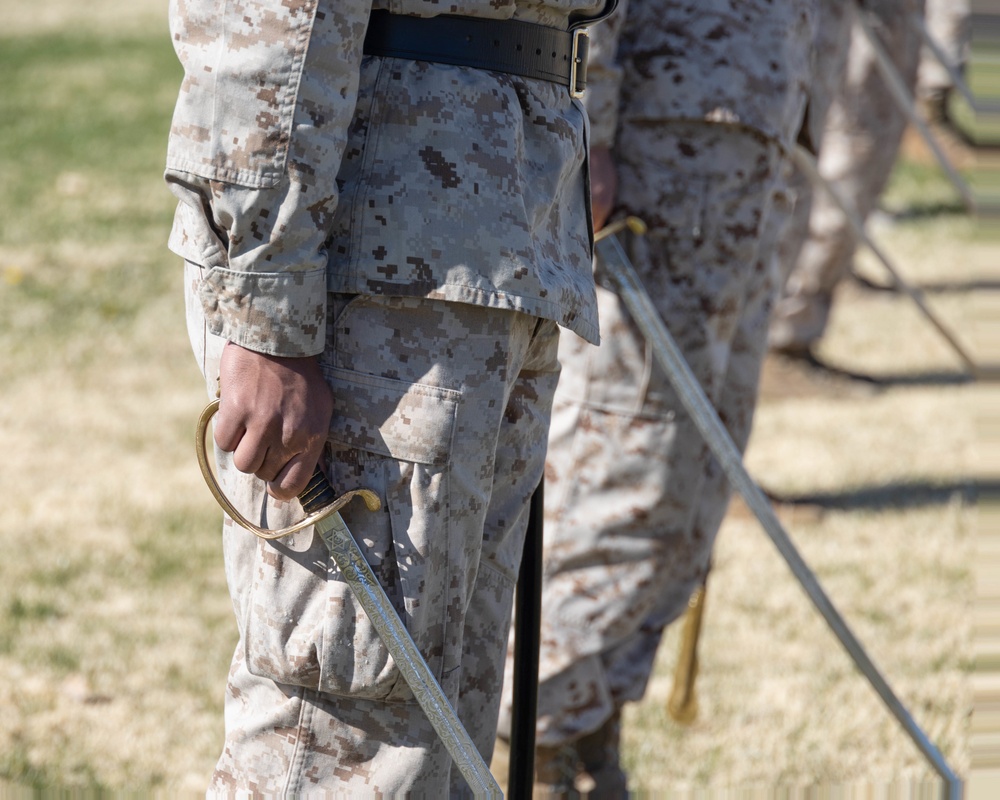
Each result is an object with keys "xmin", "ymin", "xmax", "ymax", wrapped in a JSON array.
[
  {"xmin": 232, "ymin": 453, "xmax": 254, "ymax": 473},
  {"xmin": 214, "ymin": 428, "xmax": 235, "ymax": 452}
]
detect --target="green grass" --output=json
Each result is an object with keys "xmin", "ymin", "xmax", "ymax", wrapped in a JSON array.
[
  {"xmin": 966, "ymin": 39, "xmax": 1000, "ymax": 101},
  {"xmin": 0, "ymin": 33, "xmax": 183, "ymax": 373},
  {"xmin": 0, "ymin": 34, "xmax": 181, "ymax": 244},
  {"xmin": 882, "ymin": 155, "xmax": 972, "ymax": 217},
  {"xmin": 948, "ymin": 36, "xmax": 1000, "ymax": 207},
  {"xmin": 130, "ymin": 506, "xmax": 227, "ymax": 586},
  {"xmin": 0, "ymin": 29, "xmax": 235, "ymax": 791}
]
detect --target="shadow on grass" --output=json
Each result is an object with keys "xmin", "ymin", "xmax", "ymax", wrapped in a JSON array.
[
  {"xmin": 851, "ymin": 271, "xmax": 1000, "ymax": 295},
  {"xmin": 793, "ymin": 351, "xmax": 984, "ymax": 388},
  {"xmin": 765, "ymin": 478, "xmax": 1000, "ymax": 511},
  {"xmin": 881, "ymin": 200, "xmax": 971, "ymax": 221}
]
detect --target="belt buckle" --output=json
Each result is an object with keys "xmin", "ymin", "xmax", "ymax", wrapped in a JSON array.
[{"xmin": 570, "ymin": 27, "xmax": 589, "ymax": 99}]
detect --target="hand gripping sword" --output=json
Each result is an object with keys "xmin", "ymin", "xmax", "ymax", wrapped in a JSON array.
[
  {"xmin": 196, "ymin": 399, "xmax": 502, "ymax": 799},
  {"xmin": 594, "ymin": 223, "xmax": 962, "ymax": 800}
]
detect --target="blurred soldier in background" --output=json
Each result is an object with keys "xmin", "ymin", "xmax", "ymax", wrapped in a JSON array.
[
  {"xmin": 495, "ymin": 0, "xmax": 817, "ymax": 794},
  {"xmin": 769, "ymin": 0, "xmax": 928, "ymax": 359},
  {"xmin": 917, "ymin": 0, "xmax": 971, "ymax": 122}
]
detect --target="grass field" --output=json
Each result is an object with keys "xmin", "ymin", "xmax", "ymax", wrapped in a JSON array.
[
  {"xmin": 0, "ymin": 3, "xmax": 996, "ymax": 796},
  {"xmin": 0, "ymin": 6, "xmax": 232, "ymax": 792}
]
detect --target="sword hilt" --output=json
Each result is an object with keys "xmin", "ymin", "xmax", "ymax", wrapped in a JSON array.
[
  {"xmin": 299, "ymin": 466, "xmax": 341, "ymax": 514},
  {"xmin": 594, "ymin": 215, "xmax": 647, "ymax": 242},
  {"xmin": 195, "ymin": 399, "xmax": 381, "ymax": 539},
  {"xmin": 196, "ymin": 402, "xmax": 499, "ymax": 797}
]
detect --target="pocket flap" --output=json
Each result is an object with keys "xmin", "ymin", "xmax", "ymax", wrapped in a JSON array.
[{"xmin": 324, "ymin": 366, "xmax": 459, "ymax": 466}]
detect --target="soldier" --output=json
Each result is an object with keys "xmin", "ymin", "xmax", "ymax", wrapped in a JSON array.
[
  {"xmin": 769, "ymin": 0, "xmax": 927, "ymax": 358},
  {"xmin": 164, "ymin": 0, "xmax": 615, "ymax": 794},
  {"xmin": 918, "ymin": 0, "xmax": 970, "ymax": 122},
  {"xmin": 495, "ymin": 0, "xmax": 817, "ymax": 794}
]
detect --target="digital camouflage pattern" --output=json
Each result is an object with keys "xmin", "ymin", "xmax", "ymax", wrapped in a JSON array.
[
  {"xmin": 166, "ymin": 0, "xmax": 608, "ymax": 357},
  {"xmin": 769, "ymin": 0, "xmax": 926, "ymax": 353},
  {"xmin": 771, "ymin": 0, "xmax": 854, "ymax": 298},
  {"xmin": 187, "ymin": 265, "xmax": 561, "ymax": 794},
  {"xmin": 497, "ymin": 0, "xmax": 816, "ymax": 755},
  {"xmin": 166, "ymin": 0, "xmax": 614, "ymax": 792},
  {"xmin": 583, "ymin": 0, "xmax": 815, "ymax": 151}
]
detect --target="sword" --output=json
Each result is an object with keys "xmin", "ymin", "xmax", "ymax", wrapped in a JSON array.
[
  {"xmin": 196, "ymin": 399, "xmax": 502, "ymax": 799},
  {"xmin": 594, "ymin": 226, "xmax": 962, "ymax": 800}
]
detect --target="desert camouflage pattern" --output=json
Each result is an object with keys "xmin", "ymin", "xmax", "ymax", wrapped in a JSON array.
[
  {"xmin": 166, "ymin": 0, "xmax": 615, "ymax": 791},
  {"xmin": 584, "ymin": 0, "xmax": 814, "ymax": 150},
  {"xmin": 186, "ymin": 263, "xmax": 560, "ymax": 794},
  {"xmin": 497, "ymin": 0, "xmax": 816, "ymax": 746},
  {"xmin": 501, "ymin": 184, "xmax": 792, "ymax": 745},
  {"xmin": 918, "ymin": 0, "xmax": 970, "ymax": 101},
  {"xmin": 165, "ymin": 0, "xmax": 610, "ymax": 358},
  {"xmin": 581, "ymin": 0, "xmax": 628, "ymax": 148},
  {"xmin": 498, "ymin": 127, "xmax": 791, "ymax": 746},
  {"xmin": 771, "ymin": 0, "xmax": 854, "ymax": 299},
  {"xmin": 769, "ymin": 0, "xmax": 926, "ymax": 352}
]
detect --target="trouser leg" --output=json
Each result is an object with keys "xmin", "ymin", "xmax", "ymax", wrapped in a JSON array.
[
  {"xmin": 770, "ymin": 0, "xmax": 925, "ymax": 352},
  {"xmin": 450, "ymin": 319, "xmax": 561, "ymax": 796},
  {"xmin": 596, "ymin": 175, "xmax": 787, "ymax": 712},
  {"xmin": 186, "ymin": 271, "xmax": 559, "ymax": 795},
  {"xmin": 496, "ymin": 123, "xmax": 783, "ymax": 749},
  {"xmin": 918, "ymin": 0, "xmax": 969, "ymax": 114}
]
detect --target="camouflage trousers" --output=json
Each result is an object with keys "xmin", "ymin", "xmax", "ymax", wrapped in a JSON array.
[
  {"xmin": 769, "ymin": 0, "xmax": 925, "ymax": 352},
  {"xmin": 498, "ymin": 122, "xmax": 789, "ymax": 746},
  {"xmin": 185, "ymin": 263, "xmax": 561, "ymax": 795},
  {"xmin": 918, "ymin": 0, "xmax": 969, "ymax": 101}
]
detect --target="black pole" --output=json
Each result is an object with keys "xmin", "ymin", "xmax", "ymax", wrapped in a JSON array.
[{"xmin": 508, "ymin": 478, "xmax": 544, "ymax": 798}]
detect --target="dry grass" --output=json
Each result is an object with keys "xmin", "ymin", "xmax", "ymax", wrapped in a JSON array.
[
  {"xmin": 0, "ymin": 2, "xmax": 995, "ymax": 796},
  {"xmin": 4, "ymin": 0, "xmax": 167, "ymax": 38}
]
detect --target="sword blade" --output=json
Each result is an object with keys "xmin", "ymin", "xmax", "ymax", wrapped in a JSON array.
[
  {"xmin": 313, "ymin": 509, "xmax": 501, "ymax": 799},
  {"xmin": 196, "ymin": 403, "xmax": 500, "ymax": 796},
  {"xmin": 596, "ymin": 233, "xmax": 961, "ymax": 797}
]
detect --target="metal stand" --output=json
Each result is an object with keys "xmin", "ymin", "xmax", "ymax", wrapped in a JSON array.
[{"xmin": 509, "ymin": 479, "xmax": 544, "ymax": 798}]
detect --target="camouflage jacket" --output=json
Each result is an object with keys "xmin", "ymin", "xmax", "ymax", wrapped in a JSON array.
[
  {"xmin": 584, "ymin": 0, "xmax": 816, "ymax": 149},
  {"xmin": 165, "ymin": 0, "xmax": 614, "ymax": 357}
]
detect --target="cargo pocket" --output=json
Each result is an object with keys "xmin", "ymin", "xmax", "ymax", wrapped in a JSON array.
[{"xmin": 241, "ymin": 365, "xmax": 461, "ymax": 704}]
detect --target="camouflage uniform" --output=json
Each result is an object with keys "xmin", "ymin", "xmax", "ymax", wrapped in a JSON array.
[
  {"xmin": 918, "ymin": 0, "xmax": 970, "ymax": 110},
  {"xmin": 769, "ymin": 0, "xmax": 927, "ymax": 354},
  {"xmin": 165, "ymin": 0, "xmax": 611, "ymax": 794},
  {"xmin": 496, "ymin": 0, "xmax": 816, "ymax": 777}
]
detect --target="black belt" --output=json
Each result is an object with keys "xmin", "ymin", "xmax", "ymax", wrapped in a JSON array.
[{"xmin": 362, "ymin": 10, "xmax": 591, "ymax": 97}]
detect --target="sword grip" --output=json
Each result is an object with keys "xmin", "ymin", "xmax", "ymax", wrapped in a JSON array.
[
  {"xmin": 195, "ymin": 399, "xmax": 381, "ymax": 540},
  {"xmin": 299, "ymin": 466, "xmax": 339, "ymax": 515}
]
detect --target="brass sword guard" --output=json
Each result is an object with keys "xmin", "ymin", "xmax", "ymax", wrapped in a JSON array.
[
  {"xmin": 594, "ymin": 215, "xmax": 647, "ymax": 243},
  {"xmin": 195, "ymin": 399, "xmax": 381, "ymax": 540}
]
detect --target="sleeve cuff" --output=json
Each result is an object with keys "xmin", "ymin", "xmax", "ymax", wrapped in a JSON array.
[{"xmin": 198, "ymin": 266, "xmax": 328, "ymax": 357}]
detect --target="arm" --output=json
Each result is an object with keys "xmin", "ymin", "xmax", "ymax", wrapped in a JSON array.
[
  {"xmin": 165, "ymin": 0, "xmax": 373, "ymax": 499},
  {"xmin": 588, "ymin": 145, "xmax": 618, "ymax": 231}
]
